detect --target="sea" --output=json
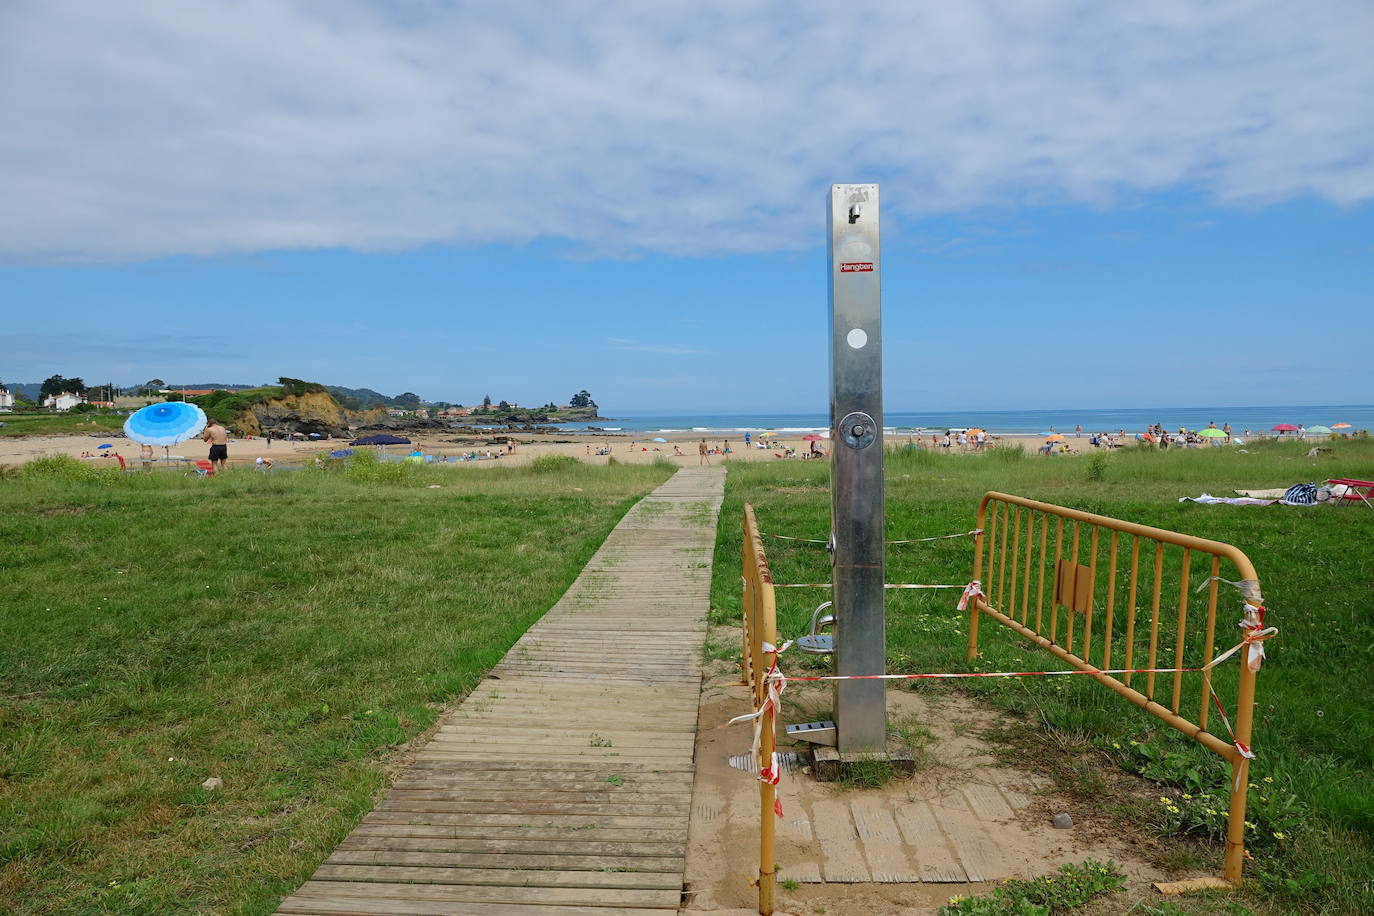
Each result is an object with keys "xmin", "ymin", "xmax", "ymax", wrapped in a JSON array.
[{"xmin": 536, "ymin": 405, "xmax": 1374, "ymax": 436}]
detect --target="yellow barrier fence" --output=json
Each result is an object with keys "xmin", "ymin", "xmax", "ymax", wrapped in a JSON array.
[
  {"xmin": 740, "ymin": 503, "xmax": 778, "ymax": 915},
  {"xmin": 967, "ymin": 491, "xmax": 1267, "ymax": 884}
]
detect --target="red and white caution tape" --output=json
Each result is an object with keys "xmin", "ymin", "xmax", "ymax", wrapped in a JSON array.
[
  {"xmin": 957, "ymin": 580, "xmax": 984, "ymax": 611},
  {"xmin": 887, "ymin": 528, "xmax": 982, "ymax": 545},
  {"xmin": 760, "ymin": 528, "xmax": 982, "ymax": 546},
  {"xmin": 725, "ymin": 640, "xmax": 792, "ymax": 816},
  {"xmin": 775, "ymin": 582, "xmax": 970, "ymax": 590},
  {"xmin": 734, "ymin": 601, "xmax": 1276, "ymax": 770}
]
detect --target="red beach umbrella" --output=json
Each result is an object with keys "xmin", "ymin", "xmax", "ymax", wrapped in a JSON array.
[
  {"xmin": 802, "ymin": 434, "xmax": 825, "ymax": 441},
  {"xmin": 1271, "ymin": 424, "xmax": 1298, "ymax": 432}
]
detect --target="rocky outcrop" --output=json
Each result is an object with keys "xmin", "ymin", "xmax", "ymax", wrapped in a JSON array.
[{"xmin": 240, "ymin": 390, "xmax": 350, "ymax": 438}]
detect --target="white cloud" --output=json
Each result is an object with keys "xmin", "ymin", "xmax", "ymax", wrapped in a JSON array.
[{"xmin": 1, "ymin": 0, "xmax": 1371, "ymax": 263}]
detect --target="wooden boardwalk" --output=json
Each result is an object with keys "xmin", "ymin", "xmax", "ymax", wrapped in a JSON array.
[{"xmin": 278, "ymin": 467, "xmax": 725, "ymax": 916}]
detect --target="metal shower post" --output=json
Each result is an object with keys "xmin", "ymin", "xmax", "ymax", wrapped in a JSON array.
[{"xmin": 828, "ymin": 183, "xmax": 886, "ymax": 754}]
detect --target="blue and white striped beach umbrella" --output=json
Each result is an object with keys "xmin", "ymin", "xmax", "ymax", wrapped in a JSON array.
[{"xmin": 123, "ymin": 401, "xmax": 208, "ymax": 446}]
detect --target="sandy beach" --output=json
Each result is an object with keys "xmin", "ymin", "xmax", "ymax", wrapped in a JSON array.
[{"xmin": 0, "ymin": 427, "xmax": 1101, "ymax": 471}]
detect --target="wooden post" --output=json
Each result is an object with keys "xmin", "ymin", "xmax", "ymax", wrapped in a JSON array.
[
  {"xmin": 967, "ymin": 501, "xmax": 988, "ymax": 661},
  {"xmin": 1224, "ymin": 618, "xmax": 1260, "ymax": 883},
  {"xmin": 757, "ymin": 517, "xmax": 778, "ymax": 914}
]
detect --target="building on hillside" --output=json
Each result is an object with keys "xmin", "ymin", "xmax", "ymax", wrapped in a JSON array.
[
  {"xmin": 0, "ymin": 387, "xmax": 13, "ymax": 410},
  {"xmin": 386, "ymin": 408, "xmax": 410, "ymax": 417},
  {"xmin": 86, "ymin": 400, "xmax": 115, "ymax": 409},
  {"xmin": 43, "ymin": 392, "xmax": 87, "ymax": 411}
]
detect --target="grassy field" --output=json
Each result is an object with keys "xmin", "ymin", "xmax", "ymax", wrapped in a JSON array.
[
  {"xmin": 0, "ymin": 455, "xmax": 673, "ymax": 914},
  {"xmin": 0, "ymin": 412, "xmax": 128, "ymax": 437},
  {"xmin": 710, "ymin": 439, "xmax": 1374, "ymax": 914}
]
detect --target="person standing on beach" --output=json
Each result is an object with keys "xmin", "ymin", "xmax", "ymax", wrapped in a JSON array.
[
  {"xmin": 744, "ymin": 432, "xmax": 751, "ymax": 449},
  {"xmin": 699, "ymin": 439, "xmax": 709, "ymax": 465},
  {"xmin": 1075, "ymin": 424, "xmax": 1082, "ymax": 438},
  {"xmin": 202, "ymin": 419, "xmax": 229, "ymax": 472}
]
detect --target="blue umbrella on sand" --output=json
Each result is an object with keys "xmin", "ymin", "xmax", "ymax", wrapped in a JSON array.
[
  {"xmin": 124, "ymin": 401, "xmax": 207, "ymax": 448},
  {"xmin": 97, "ymin": 443, "xmax": 113, "ymax": 449},
  {"xmin": 651, "ymin": 437, "xmax": 668, "ymax": 443}
]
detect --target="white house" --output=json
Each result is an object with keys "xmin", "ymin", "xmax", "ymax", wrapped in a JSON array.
[
  {"xmin": 0, "ymin": 387, "xmax": 13, "ymax": 410},
  {"xmin": 42, "ymin": 391, "xmax": 86, "ymax": 411}
]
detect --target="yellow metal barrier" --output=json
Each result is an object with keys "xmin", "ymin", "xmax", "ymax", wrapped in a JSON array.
[
  {"xmin": 741, "ymin": 503, "xmax": 778, "ymax": 915},
  {"xmin": 967, "ymin": 492, "xmax": 1265, "ymax": 884}
]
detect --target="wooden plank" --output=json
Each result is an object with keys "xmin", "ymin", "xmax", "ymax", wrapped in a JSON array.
[
  {"xmin": 326, "ymin": 849, "xmax": 685, "ymax": 871},
  {"xmin": 893, "ymin": 800, "xmax": 967, "ymax": 883},
  {"xmin": 928, "ymin": 792, "xmax": 1013, "ymax": 882},
  {"xmin": 811, "ymin": 798, "xmax": 870, "ymax": 883},
  {"xmin": 386, "ymin": 788, "xmax": 691, "ymax": 803},
  {"xmin": 346, "ymin": 823, "xmax": 684, "ymax": 845},
  {"xmin": 357, "ymin": 813, "xmax": 684, "ymax": 834},
  {"xmin": 377, "ymin": 799, "xmax": 688, "ymax": 817},
  {"xmin": 290, "ymin": 877, "xmax": 680, "ymax": 907},
  {"xmin": 850, "ymin": 796, "xmax": 921, "ymax": 883},
  {"xmin": 312, "ymin": 864, "xmax": 681, "ymax": 889},
  {"xmin": 279, "ymin": 895, "xmax": 666, "ymax": 915}
]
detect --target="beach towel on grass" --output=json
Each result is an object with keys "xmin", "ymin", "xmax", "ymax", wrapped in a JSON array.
[{"xmin": 1179, "ymin": 493, "xmax": 1277, "ymax": 506}]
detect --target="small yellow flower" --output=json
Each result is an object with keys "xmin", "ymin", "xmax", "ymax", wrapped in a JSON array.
[
  {"xmin": 1263, "ymin": 776, "xmax": 1274, "ymax": 783},
  {"xmin": 1273, "ymin": 831, "xmax": 1285, "ymax": 840},
  {"xmin": 1112, "ymin": 742, "xmax": 1122, "ymax": 749},
  {"xmin": 1182, "ymin": 793, "xmax": 1192, "ymax": 799},
  {"xmin": 1245, "ymin": 821, "xmax": 1257, "ymax": 829}
]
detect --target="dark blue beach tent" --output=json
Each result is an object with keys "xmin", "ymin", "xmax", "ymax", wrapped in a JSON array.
[{"xmin": 351, "ymin": 434, "xmax": 411, "ymax": 446}]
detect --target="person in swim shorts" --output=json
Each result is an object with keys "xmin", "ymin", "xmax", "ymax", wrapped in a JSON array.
[{"xmin": 202, "ymin": 419, "xmax": 229, "ymax": 472}]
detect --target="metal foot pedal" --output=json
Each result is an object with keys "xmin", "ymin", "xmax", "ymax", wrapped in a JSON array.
[{"xmin": 785, "ymin": 720, "xmax": 837, "ymax": 746}]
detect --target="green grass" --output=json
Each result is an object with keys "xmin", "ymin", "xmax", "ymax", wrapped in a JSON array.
[
  {"xmin": 712, "ymin": 440, "xmax": 1374, "ymax": 913},
  {"xmin": 0, "ymin": 457, "xmax": 673, "ymax": 914},
  {"xmin": 939, "ymin": 858, "xmax": 1126, "ymax": 914},
  {"xmin": 0, "ymin": 412, "xmax": 127, "ymax": 437}
]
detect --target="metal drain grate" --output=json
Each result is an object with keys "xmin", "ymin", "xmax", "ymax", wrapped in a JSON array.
[{"xmin": 728, "ymin": 750, "xmax": 801, "ymax": 774}]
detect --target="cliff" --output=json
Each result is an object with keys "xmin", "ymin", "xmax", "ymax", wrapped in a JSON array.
[{"xmin": 240, "ymin": 390, "xmax": 350, "ymax": 438}]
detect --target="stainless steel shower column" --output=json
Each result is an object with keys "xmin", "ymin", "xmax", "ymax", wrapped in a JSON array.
[{"xmin": 828, "ymin": 183, "xmax": 886, "ymax": 754}]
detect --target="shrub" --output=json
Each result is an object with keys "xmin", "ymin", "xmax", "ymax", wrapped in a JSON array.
[
  {"xmin": 529, "ymin": 454, "xmax": 581, "ymax": 473},
  {"xmin": 19, "ymin": 455, "xmax": 114, "ymax": 482},
  {"xmin": 989, "ymin": 443, "xmax": 1026, "ymax": 463},
  {"xmin": 343, "ymin": 449, "xmax": 415, "ymax": 483},
  {"xmin": 1085, "ymin": 451, "xmax": 1110, "ymax": 482}
]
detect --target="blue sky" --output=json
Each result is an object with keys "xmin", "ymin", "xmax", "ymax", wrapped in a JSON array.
[{"xmin": 2, "ymin": 2, "xmax": 1371, "ymax": 413}]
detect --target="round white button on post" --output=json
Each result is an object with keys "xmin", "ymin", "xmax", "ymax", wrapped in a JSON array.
[{"xmin": 846, "ymin": 328, "xmax": 868, "ymax": 349}]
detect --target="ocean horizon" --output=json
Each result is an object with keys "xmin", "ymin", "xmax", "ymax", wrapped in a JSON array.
[{"xmin": 539, "ymin": 404, "xmax": 1374, "ymax": 436}]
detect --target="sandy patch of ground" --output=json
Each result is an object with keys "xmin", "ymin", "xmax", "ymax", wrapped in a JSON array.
[
  {"xmin": 681, "ymin": 633, "xmax": 1171, "ymax": 915},
  {"xmin": 0, "ymin": 429, "xmax": 1056, "ymax": 471}
]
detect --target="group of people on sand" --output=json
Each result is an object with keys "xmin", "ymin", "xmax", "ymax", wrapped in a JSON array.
[{"xmin": 933, "ymin": 430, "xmax": 988, "ymax": 451}]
